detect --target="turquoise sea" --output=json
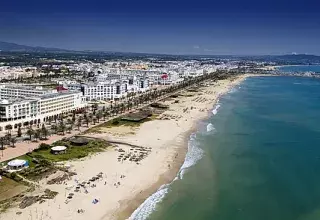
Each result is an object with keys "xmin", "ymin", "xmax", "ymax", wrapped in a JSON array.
[
  {"xmin": 130, "ymin": 76, "xmax": 320, "ymax": 220},
  {"xmin": 278, "ymin": 65, "xmax": 320, "ymax": 73}
]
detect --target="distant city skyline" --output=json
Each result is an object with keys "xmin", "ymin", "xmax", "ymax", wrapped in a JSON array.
[{"xmin": 1, "ymin": 0, "xmax": 320, "ymax": 55}]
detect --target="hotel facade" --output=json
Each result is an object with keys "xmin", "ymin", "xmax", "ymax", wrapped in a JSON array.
[{"xmin": 0, "ymin": 84, "xmax": 87, "ymax": 131}]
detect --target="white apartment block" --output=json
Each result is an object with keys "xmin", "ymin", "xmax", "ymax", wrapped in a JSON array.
[
  {"xmin": 59, "ymin": 72, "xmax": 150, "ymax": 101},
  {"xmin": 81, "ymin": 81, "xmax": 128, "ymax": 101},
  {"xmin": 0, "ymin": 85, "xmax": 55, "ymax": 100},
  {"xmin": 0, "ymin": 85, "xmax": 87, "ymax": 131}
]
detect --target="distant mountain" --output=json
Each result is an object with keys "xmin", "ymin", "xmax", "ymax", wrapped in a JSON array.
[{"xmin": 0, "ymin": 41, "xmax": 71, "ymax": 53}]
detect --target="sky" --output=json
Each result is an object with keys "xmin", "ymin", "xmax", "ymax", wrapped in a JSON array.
[{"xmin": 0, "ymin": 0, "xmax": 320, "ymax": 55}]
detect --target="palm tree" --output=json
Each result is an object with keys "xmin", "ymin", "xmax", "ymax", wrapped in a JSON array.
[
  {"xmin": 96, "ymin": 111, "xmax": 102, "ymax": 123},
  {"xmin": 5, "ymin": 124, "xmax": 12, "ymax": 134},
  {"xmin": 51, "ymin": 124, "xmax": 58, "ymax": 134},
  {"xmin": 103, "ymin": 112, "xmax": 107, "ymax": 121},
  {"xmin": 0, "ymin": 137, "xmax": 5, "ymax": 156},
  {"xmin": 41, "ymin": 124, "xmax": 49, "ymax": 139},
  {"xmin": 17, "ymin": 126, "xmax": 22, "ymax": 137},
  {"xmin": 10, "ymin": 137, "xmax": 17, "ymax": 148},
  {"xmin": 76, "ymin": 119, "xmax": 82, "ymax": 131},
  {"xmin": 72, "ymin": 113, "xmax": 76, "ymax": 123},
  {"xmin": 67, "ymin": 118, "xmax": 73, "ymax": 125},
  {"xmin": 26, "ymin": 128, "xmax": 34, "ymax": 141},
  {"xmin": 67, "ymin": 125, "xmax": 73, "ymax": 133},
  {"xmin": 84, "ymin": 115, "xmax": 89, "ymax": 127},
  {"xmin": 34, "ymin": 129, "xmax": 41, "ymax": 141},
  {"xmin": 58, "ymin": 121, "xmax": 66, "ymax": 135}
]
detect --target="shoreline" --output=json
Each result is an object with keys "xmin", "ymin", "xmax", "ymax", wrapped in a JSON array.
[
  {"xmin": 118, "ymin": 74, "xmax": 249, "ymax": 220},
  {"xmin": 0, "ymin": 74, "xmax": 250, "ymax": 220},
  {"xmin": 115, "ymin": 128, "xmax": 192, "ymax": 220}
]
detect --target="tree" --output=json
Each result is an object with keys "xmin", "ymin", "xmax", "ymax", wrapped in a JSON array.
[
  {"xmin": 67, "ymin": 125, "xmax": 73, "ymax": 133},
  {"xmin": 34, "ymin": 129, "xmax": 41, "ymax": 141},
  {"xmin": 96, "ymin": 111, "xmax": 102, "ymax": 123},
  {"xmin": 10, "ymin": 137, "xmax": 17, "ymax": 147},
  {"xmin": 84, "ymin": 115, "xmax": 89, "ymax": 127},
  {"xmin": 76, "ymin": 119, "xmax": 82, "ymax": 130},
  {"xmin": 51, "ymin": 124, "xmax": 58, "ymax": 134},
  {"xmin": 17, "ymin": 126, "xmax": 22, "ymax": 137},
  {"xmin": 103, "ymin": 112, "xmax": 107, "ymax": 121},
  {"xmin": 67, "ymin": 118, "xmax": 73, "ymax": 125},
  {"xmin": 5, "ymin": 124, "xmax": 12, "ymax": 134},
  {"xmin": 41, "ymin": 124, "xmax": 49, "ymax": 139},
  {"xmin": 26, "ymin": 128, "xmax": 34, "ymax": 141},
  {"xmin": 0, "ymin": 137, "xmax": 5, "ymax": 157},
  {"xmin": 58, "ymin": 121, "xmax": 66, "ymax": 135},
  {"xmin": 72, "ymin": 113, "xmax": 76, "ymax": 123}
]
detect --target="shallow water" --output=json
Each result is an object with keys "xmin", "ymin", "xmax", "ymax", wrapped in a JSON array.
[{"xmin": 136, "ymin": 76, "xmax": 320, "ymax": 220}]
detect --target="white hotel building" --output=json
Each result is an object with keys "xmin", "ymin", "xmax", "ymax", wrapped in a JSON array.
[
  {"xmin": 61, "ymin": 73, "xmax": 150, "ymax": 101},
  {"xmin": 81, "ymin": 81, "xmax": 128, "ymax": 101},
  {"xmin": 0, "ymin": 85, "xmax": 87, "ymax": 131}
]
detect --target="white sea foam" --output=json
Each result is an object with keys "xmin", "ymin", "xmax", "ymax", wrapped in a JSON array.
[
  {"xmin": 178, "ymin": 134, "xmax": 204, "ymax": 179},
  {"xmin": 128, "ymin": 133, "xmax": 203, "ymax": 220},
  {"xmin": 129, "ymin": 185, "xmax": 169, "ymax": 220},
  {"xmin": 206, "ymin": 123, "xmax": 215, "ymax": 132},
  {"xmin": 212, "ymin": 104, "xmax": 221, "ymax": 115},
  {"xmin": 229, "ymin": 88, "xmax": 236, "ymax": 93}
]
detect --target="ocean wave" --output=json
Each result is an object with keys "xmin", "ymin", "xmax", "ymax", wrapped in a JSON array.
[
  {"xmin": 212, "ymin": 104, "xmax": 221, "ymax": 115},
  {"xmin": 178, "ymin": 134, "xmax": 204, "ymax": 179},
  {"xmin": 228, "ymin": 88, "xmax": 237, "ymax": 94},
  {"xmin": 206, "ymin": 123, "xmax": 215, "ymax": 132},
  {"xmin": 128, "ymin": 134, "xmax": 203, "ymax": 220},
  {"xmin": 129, "ymin": 185, "xmax": 169, "ymax": 220}
]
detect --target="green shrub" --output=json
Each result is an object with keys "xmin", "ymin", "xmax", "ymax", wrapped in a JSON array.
[{"xmin": 38, "ymin": 143, "xmax": 51, "ymax": 151}]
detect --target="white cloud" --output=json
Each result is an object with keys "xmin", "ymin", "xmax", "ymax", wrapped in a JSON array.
[
  {"xmin": 204, "ymin": 48, "xmax": 214, "ymax": 52},
  {"xmin": 193, "ymin": 45, "xmax": 200, "ymax": 49}
]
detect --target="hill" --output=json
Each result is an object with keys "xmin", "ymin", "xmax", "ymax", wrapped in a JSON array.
[{"xmin": 0, "ymin": 41, "xmax": 70, "ymax": 53}]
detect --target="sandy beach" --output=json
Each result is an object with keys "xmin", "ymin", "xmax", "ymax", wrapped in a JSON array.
[{"xmin": 0, "ymin": 74, "xmax": 249, "ymax": 220}]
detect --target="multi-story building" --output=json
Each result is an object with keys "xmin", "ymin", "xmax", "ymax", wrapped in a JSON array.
[
  {"xmin": 0, "ymin": 85, "xmax": 55, "ymax": 100},
  {"xmin": 0, "ymin": 84, "xmax": 87, "ymax": 131},
  {"xmin": 81, "ymin": 81, "xmax": 128, "ymax": 101}
]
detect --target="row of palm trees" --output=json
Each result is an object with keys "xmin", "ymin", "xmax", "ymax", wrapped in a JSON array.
[{"xmin": 0, "ymin": 71, "xmax": 233, "ymax": 154}]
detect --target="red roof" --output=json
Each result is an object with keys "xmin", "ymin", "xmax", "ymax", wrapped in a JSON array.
[
  {"xmin": 161, "ymin": 73, "xmax": 168, "ymax": 79},
  {"xmin": 56, "ymin": 85, "xmax": 68, "ymax": 92}
]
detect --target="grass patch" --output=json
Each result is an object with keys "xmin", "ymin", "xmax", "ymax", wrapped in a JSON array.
[
  {"xmin": 84, "ymin": 115, "xmax": 157, "ymax": 134},
  {"xmin": 0, "ymin": 176, "xmax": 21, "ymax": 196},
  {"xmin": 15, "ymin": 139, "xmax": 109, "ymax": 181},
  {"xmin": 28, "ymin": 139, "xmax": 110, "ymax": 162},
  {"xmin": 0, "ymin": 176, "xmax": 27, "ymax": 206}
]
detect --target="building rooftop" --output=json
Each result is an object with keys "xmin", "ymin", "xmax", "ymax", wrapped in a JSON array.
[
  {"xmin": 39, "ymin": 91, "xmax": 81, "ymax": 99},
  {"xmin": 0, "ymin": 97, "xmax": 38, "ymax": 105}
]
